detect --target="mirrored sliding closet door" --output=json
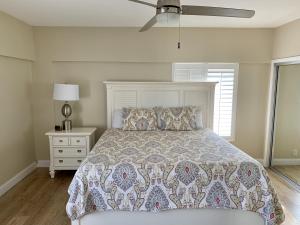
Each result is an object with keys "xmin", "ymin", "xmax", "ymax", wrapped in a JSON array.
[{"xmin": 272, "ymin": 64, "xmax": 300, "ymax": 186}]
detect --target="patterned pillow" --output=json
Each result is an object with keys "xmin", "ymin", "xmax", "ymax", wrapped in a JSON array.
[
  {"xmin": 156, "ymin": 106, "xmax": 203, "ymax": 131},
  {"xmin": 122, "ymin": 108, "xmax": 158, "ymax": 131}
]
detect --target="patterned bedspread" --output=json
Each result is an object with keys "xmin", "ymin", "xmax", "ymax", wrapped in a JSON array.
[{"xmin": 66, "ymin": 129, "xmax": 284, "ymax": 225}]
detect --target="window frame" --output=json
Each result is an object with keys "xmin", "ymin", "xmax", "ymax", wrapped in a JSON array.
[{"xmin": 172, "ymin": 62, "xmax": 239, "ymax": 142}]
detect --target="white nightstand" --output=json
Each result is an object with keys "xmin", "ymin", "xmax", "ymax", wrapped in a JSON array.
[{"xmin": 45, "ymin": 127, "xmax": 97, "ymax": 178}]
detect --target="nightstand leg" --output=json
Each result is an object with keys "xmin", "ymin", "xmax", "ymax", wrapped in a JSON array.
[{"xmin": 49, "ymin": 170, "xmax": 55, "ymax": 178}]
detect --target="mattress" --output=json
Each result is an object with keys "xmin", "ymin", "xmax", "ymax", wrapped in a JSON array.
[{"xmin": 66, "ymin": 129, "xmax": 284, "ymax": 225}]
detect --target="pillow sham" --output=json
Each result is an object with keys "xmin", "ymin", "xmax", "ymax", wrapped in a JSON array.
[
  {"xmin": 156, "ymin": 106, "xmax": 203, "ymax": 131},
  {"xmin": 123, "ymin": 108, "xmax": 158, "ymax": 131}
]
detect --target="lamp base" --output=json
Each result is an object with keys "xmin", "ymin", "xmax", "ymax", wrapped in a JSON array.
[
  {"xmin": 62, "ymin": 102, "xmax": 72, "ymax": 118},
  {"xmin": 62, "ymin": 119, "xmax": 72, "ymax": 131}
]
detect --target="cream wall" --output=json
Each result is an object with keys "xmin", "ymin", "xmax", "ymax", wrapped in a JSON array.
[
  {"xmin": 235, "ymin": 63, "xmax": 270, "ymax": 158},
  {"xmin": 0, "ymin": 11, "xmax": 35, "ymax": 60},
  {"xmin": 32, "ymin": 27, "xmax": 273, "ymax": 160},
  {"xmin": 0, "ymin": 12, "xmax": 35, "ymax": 186},
  {"xmin": 273, "ymin": 19, "xmax": 300, "ymax": 59},
  {"xmin": 273, "ymin": 65, "xmax": 300, "ymax": 159}
]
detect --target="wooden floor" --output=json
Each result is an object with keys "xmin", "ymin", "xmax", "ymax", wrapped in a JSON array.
[
  {"xmin": 0, "ymin": 169, "xmax": 74, "ymax": 225},
  {"xmin": 268, "ymin": 169, "xmax": 300, "ymax": 225},
  {"xmin": 273, "ymin": 166, "xmax": 300, "ymax": 185},
  {"xmin": 0, "ymin": 168, "xmax": 299, "ymax": 225}
]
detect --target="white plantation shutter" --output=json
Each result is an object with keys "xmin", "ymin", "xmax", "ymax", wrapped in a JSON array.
[
  {"xmin": 207, "ymin": 67, "xmax": 236, "ymax": 137},
  {"xmin": 173, "ymin": 63, "xmax": 238, "ymax": 140},
  {"xmin": 172, "ymin": 63, "xmax": 205, "ymax": 81}
]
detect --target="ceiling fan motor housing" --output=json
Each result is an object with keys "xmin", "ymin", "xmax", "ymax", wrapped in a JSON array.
[
  {"xmin": 157, "ymin": 0, "xmax": 180, "ymax": 8},
  {"xmin": 157, "ymin": 0, "xmax": 181, "ymax": 14}
]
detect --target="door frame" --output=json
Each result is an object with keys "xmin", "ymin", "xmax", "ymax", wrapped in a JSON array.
[{"xmin": 264, "ymin": 55, "xmax": 300, "ymax": 167}]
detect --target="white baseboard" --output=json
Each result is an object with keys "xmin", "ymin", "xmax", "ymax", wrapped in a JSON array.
[
  {"xmin": 272, "ymin": 158, "xmax": 300, "ymax": 166},
  {"xmin": 37, "ymin": 160, "xmax": 50, "ymax": 168},
  {"xmin": 0, "ymin": 162, "xmax": 37, "ymax": 197}
]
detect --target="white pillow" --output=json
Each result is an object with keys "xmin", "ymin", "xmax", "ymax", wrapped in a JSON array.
[
  {"xmin": 112, "ymin": 109, "xmax": 123, "ymax": 129},
  {"xmin": 193, "ymin": 109, "xmax": 204, "ymax": 129}
]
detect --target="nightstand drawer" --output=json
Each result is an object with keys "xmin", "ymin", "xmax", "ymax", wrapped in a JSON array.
[
  {"xmin": 52, "ymin": 137, "xmax": 69, "ymax": 146},
  {"xmin": 53, "ymin": 147, "xmax": 86, "ymax": 157},
  {"xmin": 54, "ymin": 158, "xmax": 84, "ymax": 167},
  {"xmin": 70, "ymin": 137, "xmax": 86, "ymax": 146}
]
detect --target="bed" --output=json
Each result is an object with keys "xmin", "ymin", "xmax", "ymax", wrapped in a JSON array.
[{"xmin": 67, "ymin": 81, "xmax": 284, "ymax": 225}]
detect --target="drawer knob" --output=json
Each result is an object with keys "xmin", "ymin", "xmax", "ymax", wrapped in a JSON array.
[
  {"xmin": 58, "ymin": 150, "xmax": 63, "ymax": 153},
  {"xmin": 59, "ymin": 160, "xmax": 63, "ymax": 163},
  {"xmin": 77, "ymin": 160, "xmax": 82, "ymax": 163},
  {"xmin": 59, "ymin": 140, "xmax": 63, "ymax": 143},
  {"xmin": 77, "ymin": 150, "xmax": 82, "ymax": 153},
  {"xmin": 76, "ymin": 140, "xmax": 80, "ymax": 143}
]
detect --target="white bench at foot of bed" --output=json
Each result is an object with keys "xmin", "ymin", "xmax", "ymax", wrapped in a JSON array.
[{"xmin": 71, "ymin": 209, "xmax": 265, "ymax": 225}]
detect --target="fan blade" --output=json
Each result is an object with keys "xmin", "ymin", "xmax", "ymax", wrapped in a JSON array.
[
  {"xmin": 128, "ymin": 0, "xmax": 157, "ymax": 8},
  {"xmin": 140, "ymin": 16, "xmax": 158, "ymax": 32},
  {"xmin": 181, "ymin": 5, "xmax": 255, "ymax": 18}
]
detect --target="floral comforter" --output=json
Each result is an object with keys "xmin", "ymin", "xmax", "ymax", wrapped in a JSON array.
[{"xmin": 66, "ymin": 129, "xmax": 284, "ymax": 225}]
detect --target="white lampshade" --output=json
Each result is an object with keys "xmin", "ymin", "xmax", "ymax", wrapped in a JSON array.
[{"xmin": 53, "ymin": 84, "xmax": 79, "ymax": 101}]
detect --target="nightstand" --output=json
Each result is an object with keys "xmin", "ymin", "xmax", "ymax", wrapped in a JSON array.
[{"xmin": 45, "ymin": 127, "xmax": 97, "ymax": 178}]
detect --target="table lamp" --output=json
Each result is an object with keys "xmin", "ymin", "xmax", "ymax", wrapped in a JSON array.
[{"xmin": 53, "ymin": 84, "xmax": 79, "ymax": 131}]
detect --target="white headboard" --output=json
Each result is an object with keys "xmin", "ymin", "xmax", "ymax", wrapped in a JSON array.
[{"xmin": 104, "ymin": 81, "xmax": 217, "ymax": 129}]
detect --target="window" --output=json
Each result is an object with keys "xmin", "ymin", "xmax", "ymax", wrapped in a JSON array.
[{"xmin": 172, "ymin": 63, "xmax": 239, "ymax": 141}]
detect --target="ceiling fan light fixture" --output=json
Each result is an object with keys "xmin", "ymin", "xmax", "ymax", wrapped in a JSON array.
[{"xmin": 157, "ymin": 13, "xmax": 180, "ymax": 25}]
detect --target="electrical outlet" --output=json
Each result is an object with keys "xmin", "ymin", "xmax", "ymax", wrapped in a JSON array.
[{"xmin": 292, "ymin": 149, "xmax": 298, "ymax": 157}]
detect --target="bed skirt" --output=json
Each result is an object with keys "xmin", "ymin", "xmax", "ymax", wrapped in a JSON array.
[{"xmin": 71, "ymin": 208, "xmax": 265, "ymax": 225}]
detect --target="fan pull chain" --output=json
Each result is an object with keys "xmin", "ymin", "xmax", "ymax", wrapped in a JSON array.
[{"xmin": 178, "ymin": 15, "xmax": 181, "ymax": 49}]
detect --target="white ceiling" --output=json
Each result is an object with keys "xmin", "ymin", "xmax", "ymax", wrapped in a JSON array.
[{"xmin": 0, "ymin": 0, "xmax": 300, "ymax": 28}]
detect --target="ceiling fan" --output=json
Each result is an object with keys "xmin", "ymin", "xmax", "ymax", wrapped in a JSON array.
[{"xmin": 129, "ymin": 0, "xmax": 255, "ymax": 32}]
